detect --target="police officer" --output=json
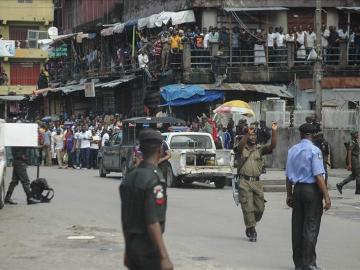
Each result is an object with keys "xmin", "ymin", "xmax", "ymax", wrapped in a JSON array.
[
  {"xmin": 5, "ymin": 147, "xmax": 38, "ymax": 205},
  {"xmin": 119, "ymin": 129, "xmax": 173, "ymax": 270},
  {"xmin": 336, "ymin": 130, "xmax": 360, "ymax": 194},
  {"xmin": 313, "ymin": 132, "xmax": 330, "ymax": 186},
  {"xmin": 285, "ymin": 123, "xmax": 331, "ymax": 270},
  {"xmin": 234, "ymin": 122, "xmax": 278, "ymax": 242}
]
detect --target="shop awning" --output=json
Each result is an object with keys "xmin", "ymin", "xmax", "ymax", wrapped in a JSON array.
[
  {"xmin": 113, "ymin": 23, "xmax": 125, "ymax": 33},
  {"xmin": 171, "ymin": 10, "xmax": 196, "ymax": 25},
  {"xmin": 161, "ymin": 84, "xmax": 205, "ymax": 102},
  {"xmin": 199, "ymin": 83, "xmax": 293, "ymax": 98},
  {"xmin": 224, "ymin": 7, "xmax": 289, "ymax": 12},
  {"xmin": 337, "ymin": 6, "xmax": 360, "ymax": 12},
  {"xmin": 155, "ymin": 11, "xmax": 175, "ymax": 27},
  {"xmin": 0, "ymin": 95, "xmax": 26, "ymax": 101},
  {"xmin": 95, "ymin": 76, "xmax": 136, "ymax": 88},
  {"xmin": 160, "ymin": 84, "xmax": 223, "ymax": 106}
]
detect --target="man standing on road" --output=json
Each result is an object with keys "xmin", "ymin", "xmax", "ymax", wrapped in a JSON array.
[
  {"xmin": 120, "ymin": 129, "xmax": 173, "ymax": 270},
  {"xmin": 336, "ymin": 130, "xmax": 360, "ymax": 194},
  {"xmin": 79, "ymin": 126, "xmax": 91, "ymax": 169},
  {"xmin": 233, "ymin": 122, "xmax": 277, "ymax": 242},
  {"xmin": 5, "ymin": 147, "xmax": 38, "ymax": 205},
  {"xmin": 285, "ymin": 123, "xmax": 331, "ymax": 270}
]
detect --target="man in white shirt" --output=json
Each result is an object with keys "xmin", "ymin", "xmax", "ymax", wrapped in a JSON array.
[
  {"xmin": 138, "ymin": 50, "xmax": 149, "ymax": 68},
  {"xmin": 101, "ymin": 129, "xmax": 111, "ymax": 147},
  {"xmin": 80, "ymin": 125, "xmax": 92, "ymax": 169},
  {"xmin": 90, "ymin": 129, "xmax": 100, "ymax": 169},
  {"xmin": 203, "ymin": 27, "xmax": 210, "ymax": 49},
  {"xmin": 267, "ymin": 27, "xmax": 276, "ymax": 65},
  {"xmin": 274, "ymin": 27, "xmax": 286, "ymax": 65},
  {"xmin": 305, "ymin": 27, "xmax": 317, "ymax": 56}
]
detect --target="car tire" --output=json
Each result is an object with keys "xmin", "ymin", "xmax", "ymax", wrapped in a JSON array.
[
  {"xmin": 121, "ymin": 160, "xmax": 128, "ymax": 178},
  {"xmin": 0, "ymin": 176, "xmax": 5, "ymax": 209},
  {"xmin": 166, "ymin": 165, "xmax": 179, "ymax": 188},
  {"xmin": 214, "ymin": 178, "xmax": 226, "ymax": 189},
  {"xmin": 99, "ymin": 159, "xmax": 107, "ymax": 178}
]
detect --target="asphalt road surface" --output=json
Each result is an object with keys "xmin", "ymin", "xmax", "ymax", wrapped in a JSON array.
[{"xmin": 1, "ymin": 167, "xmax": 360, "ymax": 270}]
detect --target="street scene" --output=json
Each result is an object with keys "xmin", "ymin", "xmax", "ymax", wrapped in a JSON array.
[{"xmin": 1, "ymin": 0, "xmax": 360, "ymax": 270}]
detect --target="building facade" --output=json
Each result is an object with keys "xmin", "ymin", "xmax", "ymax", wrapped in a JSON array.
[
  {"xmin": 59, "ymin": 0, "xmax": 122, "ymax": 34},
  {"xmin": 0, "ymin": 0, "xmax": 54, "ymax": 117}
]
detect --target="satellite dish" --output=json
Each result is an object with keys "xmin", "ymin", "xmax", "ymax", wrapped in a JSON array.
[{"xmin": 48, "ymin": 27, "xmax": 58, "ymax": 38}]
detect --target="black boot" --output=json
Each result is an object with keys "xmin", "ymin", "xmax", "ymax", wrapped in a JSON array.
[
  {"xmin": 245, "ymin": 228, "xmax": 251, "ymax": 238},
  {"xmin": 27, "ymin": 197, "xmax": 39, "ymax": 205},
  {"xmin": 248, "ymin": 227, "xmax": 257, "ymax": 242},
  {"xmin": 5, "ymin": 197, "xmax": 18, "ymax": 205},
  {"xmin": 336, "ymin": 183, "xmax": 343, "ymax": 194},
  {"xmin": 4, "ymin": 188, "xmax": 17, "ymax": 205}
]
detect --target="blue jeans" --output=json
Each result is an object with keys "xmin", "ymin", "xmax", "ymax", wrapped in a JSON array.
[
  {"xmin": 80, "ymin": 148, "xmax": 90, "ymax": 169},
  {"xmin": 67, "ymin": 149, "xmax": 74, "ymax": 167}
]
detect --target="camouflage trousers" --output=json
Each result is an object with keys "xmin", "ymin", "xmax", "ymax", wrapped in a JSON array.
[{"xmin": 239, "ymin": 178, "xmax": 265, "ymax": 228}]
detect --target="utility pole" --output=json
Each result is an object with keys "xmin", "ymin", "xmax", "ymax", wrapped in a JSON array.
[{"xmin": 314, "ymin": 0, "xmax": 323, "ymax": 122}]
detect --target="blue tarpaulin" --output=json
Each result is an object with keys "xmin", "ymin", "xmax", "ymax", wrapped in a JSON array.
[
  {"xmin": 161, "ymin": 90, "xmax": 224, "ymax": 107},
  {"xmin": 124, "ymin": 19, "xmax": 138, "ymax": 29},
  {"xmin": 161, "ymin": 84, "xmax": 205, "ymax": 103}
]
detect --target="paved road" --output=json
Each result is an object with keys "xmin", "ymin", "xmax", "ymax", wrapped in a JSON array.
[{"xmin": 0, "ymin": 167, "xmax": 359, "ymax": 270}]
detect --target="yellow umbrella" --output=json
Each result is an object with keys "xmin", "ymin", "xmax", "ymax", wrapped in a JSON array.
[
  {"xmin": 222, "ymin": 100, "xmax": 251, "ymax": 109},
  {"xmin": 213, "ymin": 100, "xmax": 255, "ymax": 117}
]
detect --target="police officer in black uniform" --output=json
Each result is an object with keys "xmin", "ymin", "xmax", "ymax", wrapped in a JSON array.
[
  {"xmin": 119, "ymin": 129, "xmax": 173, "ymax": 270},
  {"xmin": 5, "ymin": 147, "xmax": 38, "ymax": 205}
]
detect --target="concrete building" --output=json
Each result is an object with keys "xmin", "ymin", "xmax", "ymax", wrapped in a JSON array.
[
  {"xmin": 59, "ymin": 0, "xmax": 122, "ymax": 34},
  {"xmin": 0, "ymin": 0, "xmax": 54, "ymax": 117}
]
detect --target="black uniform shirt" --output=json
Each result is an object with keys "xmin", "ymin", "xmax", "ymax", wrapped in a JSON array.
[{"xmin": 120, "ymin": 161, "xmax": 167, "ymax": 237}]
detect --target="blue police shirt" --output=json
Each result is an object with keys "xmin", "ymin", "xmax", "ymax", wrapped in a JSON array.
[{"xmin": 285, "ymin": 139, "xmax": 325, "ymax": 184}]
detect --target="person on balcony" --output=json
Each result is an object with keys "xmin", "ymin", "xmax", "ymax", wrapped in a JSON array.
[
  {"xmin": 327, "ymin": 26, "xmax": 340, "ymax": 64},
  {"xmin": 267, "ymin": 26, "xmax": 276, "ymax": 65},
  {"xmin": 296, "ymin": 25, "xmax": 306, "ymax": 61},
  {"xmin": 254, "ymin": 29, "xmax": 266, "ymax": 66},
  {"xmin": 274, "ymin": 27, "xmax": 286, "ymax": 65},
  {"xmin": 203, "ymin": 27, "xmax": 210, "ymax": 50},
  {"xmin": 219, "ymin": 26, "xmax": 229, "ymax": 51},
  {"xmin": 305, "ymin": 26, "xmax": 317, "ymax": 59}
]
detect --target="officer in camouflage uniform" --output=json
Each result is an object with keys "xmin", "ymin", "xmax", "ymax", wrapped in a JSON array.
[
  {"xmin": 119, "ymin": 129, "xmax": 173, "ymax": 270},
  {"xmin": 5, "ymin": 147, "xmax": 38, "ymax": 205},
  {"xmin": 336, "ymin": 130, "xmax": 360, "ymax": 194},
  {"xmin": 234, "ymin": 122, "xmax": 278, "ymax": 242}
]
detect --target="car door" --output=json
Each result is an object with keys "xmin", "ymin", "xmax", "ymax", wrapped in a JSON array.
[
  {"xmin": 109, "ymin": 132, "xmax": 122, "ymax": 170},
  {"xmin": 103, "ymin": 134, "xmax": 116, "ymax": 168}
]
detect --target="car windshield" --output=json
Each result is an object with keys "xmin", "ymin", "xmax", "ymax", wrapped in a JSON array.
[{"xmin": 170, "ymin": 135, "xmax": 212, "ymax": 149}]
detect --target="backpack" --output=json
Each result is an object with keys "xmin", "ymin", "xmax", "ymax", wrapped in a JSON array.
[{"xmin": 30, "ymin": 178, "xmax": 54, "ymax": 203}]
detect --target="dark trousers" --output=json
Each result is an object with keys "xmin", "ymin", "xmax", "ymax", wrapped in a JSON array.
[
  {"xmin": 67, "ymin": 149, "xmax": 74, "ymax": 167},
  {"xmin": 292, "ymin": 183, "xmax": 323, "ymax": 268},
  {"xmin": 126, "ymin": 234, "xmax": 160, "ymax": 270},
  {"xmin": 80, "ymin": 148, "xmax": 90, "ymax": 169},
  {"xmin": 339, "ymin": 166, "xmax": 360, "ymax": 193},
  {"xmin": 6, "ymin": 160, "xmax": 31, "ymax": 199},
  {"xmin": 158, "ymin": 161, "xmax": 168, "ymax": 182},
  {"xmin": 89, "ymin": 149, "xmax": 98, "ymax": 169}
]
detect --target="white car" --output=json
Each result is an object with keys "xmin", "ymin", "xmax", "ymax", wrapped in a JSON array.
[
  {"xmin": 163, "ymin": 132, "xmax": 234, "ymax": 189},
  {"xmin": 0, "ymin": 119, "xmax": 6, "ymax": 209}
]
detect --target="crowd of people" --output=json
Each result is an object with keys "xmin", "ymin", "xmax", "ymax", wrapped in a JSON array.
[
  {"xmin": 37, "ymin": 113, "xmax": 123, "ymax": 170},
  {"xmin": 44, "ymin": 22, "xmax": 360, "ymax": 84}
]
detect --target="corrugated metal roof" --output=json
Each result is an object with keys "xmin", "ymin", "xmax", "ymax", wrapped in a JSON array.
[
  {"xmin": 96, "ymin": 75, "xmax": 136, "ymax": 88},
  {"xmin": 0, "ymin": 95, "xmax": 26, "ymax": 101},
  {"xmin": 224, "ymin": 7, "xmax": 289, "ymax": 12},
  {"xmin": 199, "ymin": 83, "xmax": 293, "ymax": 98}
]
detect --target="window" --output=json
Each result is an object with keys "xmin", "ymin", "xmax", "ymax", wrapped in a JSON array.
[
  {"xmin": 10, "ymin": 63, "xmax": 40, "ymax": 85},
  {"xmin": 18, "ymin": 0, "xmax": 33, "ymax": 3},
  {"xmin": 170, "ymin": 135, "xmax": 213, "ymax": 149},
  {"xmin": 27, "ymin": 30, "xmax": 49, "ymax": 48},
  {"xmin": 9, "ymin": 25, "xmax": 39, "ymax": 48}
]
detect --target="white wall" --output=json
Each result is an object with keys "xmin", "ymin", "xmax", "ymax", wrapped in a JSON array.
[
  {"xmin": 202, "ymin": 8, "xmax": 218, "ymax": 29},
  {"xmin": 327, "ymin": 8, "xmax": 339, "ymax": 28}
]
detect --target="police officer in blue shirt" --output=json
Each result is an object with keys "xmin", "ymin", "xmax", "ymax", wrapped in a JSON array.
[{"xmin": 285, "ymin": 123, "xmax": 331, "ymax": 270}]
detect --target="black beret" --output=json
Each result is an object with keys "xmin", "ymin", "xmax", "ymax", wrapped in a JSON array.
[
  {"xmin": 139, "ymin": 129, "xmax": 163, "ymax": 145},
  {"xmin": 299, "ymin": 123, "xmax": 317, "ymax": 134}
]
